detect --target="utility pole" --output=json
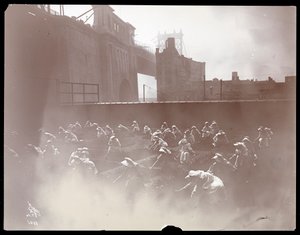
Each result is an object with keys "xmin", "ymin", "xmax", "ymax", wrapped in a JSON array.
[
  {"xmin": 203, "ymin": 75, "xmax": 206, "ymax": 100},
  {"xmin": 220, "ymin": 79, "xmax": 223, "ymax": 100}
]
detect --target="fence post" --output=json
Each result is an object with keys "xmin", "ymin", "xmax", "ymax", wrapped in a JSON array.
[
  {"xmin": 56, "ymin": 79, "xmax": 60, "ymax": 105},
  {"xmin": 97, "ymin": 84, "xmax": 100, "ymax": 103},
  {"xmin": 83, "ymin": 84, "xmax": 85, "ymax": 103},
  {"xmin": 71, "ymin": 83, "xmax": 74, "ymax": 105}
]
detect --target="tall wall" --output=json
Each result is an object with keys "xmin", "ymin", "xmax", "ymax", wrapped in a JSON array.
[
  {"xmin": 41, "ymin": 100, "xmax": 295, "ymax": 142},
  {"xmin": 4, "ymin": 5, "xmax": 141, "ymax": 144}
]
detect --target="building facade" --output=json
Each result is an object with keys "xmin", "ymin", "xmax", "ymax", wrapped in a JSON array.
[
  {"xmin": 156, "ymin": 37, "xmax": 206, "ymax": 101},
  {"xmin": 155, "ymin": 37, "xmax": 295, "ymax": 101},
  {"xmin": 92, "ymin": 5, "xmax": 139, "ymax": 102}
]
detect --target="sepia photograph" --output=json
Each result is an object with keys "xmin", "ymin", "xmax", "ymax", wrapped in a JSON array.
[{"xmin": 4, "ymin": 4, "xmax": 296, "ymax": 230}]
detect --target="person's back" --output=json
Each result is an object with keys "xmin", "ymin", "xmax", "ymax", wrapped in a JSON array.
[
  {"xmin": 191, "ymin": 126, "xmax": 201, "ymax": 143},
  {"xmin": 143, "ymin": 125, "xmax": 152, "ymax": 139},
  {"xmin": 202, "ymin": 122, "xmax": 211, "ymax": 138},
  {"xmin": 162, "ymin": 128, "xmax": 176, "ymax": 146}
]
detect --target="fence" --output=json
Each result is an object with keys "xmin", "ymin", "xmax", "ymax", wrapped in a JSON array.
[{"xmin": 56, "ymin": 80, "xmax": 100, "ymax": 105}]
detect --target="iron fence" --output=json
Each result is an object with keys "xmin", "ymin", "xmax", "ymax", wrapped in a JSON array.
[{"xmin": 56, "ymin": 80, "xmax": 100, "ymax": 105}]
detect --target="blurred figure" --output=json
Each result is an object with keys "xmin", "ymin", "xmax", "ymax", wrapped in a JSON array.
[
  {"xmin": 162, "ymin": 128, "xmax": 177, "ymax": 147},
  {"xmin": 68, "ymin": 147, "xmax": 98, "ymax": 175},
  {"xmin": 27, "ymin": 144, "xmax": 46, "ymax": 158},
  {"xmin": 143, "ymin": 125, "xmax": 152, "ymax": 139},
  {"xmin": 64, "ymin": 130, "xmax": 79, "ymax": 143},
  {"xmin": 79, "ymin": 147, "xmax": 91, "ymax": 160},
  {"xmin": 96, "ymin": 126, "xmax": 106, "ymax": 139},
  {"xmin": 171, "ymin": 125, "xmax": 183, "ymax": 142},
  {"xmin": 4, "ymin": 144, "xmax": 19, "ymax": 159},
  {"xmin": 208, "ymin": 153, "xmax": 237, "ymax": 179},
  {"xmin": 212, "ymin": 130, "xmax": 229, "ymax": 148},
  {"xmin": 256, "ymin": 126, "xmax": 274, "ymax": 148},
  {"xmin": 68, "ymin": 148, "xmax": 82, "ymax": 169},
  {"xmin": 151, "ymin": 129, "xmax": 163, "ymax": 140},
  {"xmin": 44, "ymin": 140, "xmax": 60, "ymax": 157},
  {"xmin": 229, "ymin": 142, "xmax": 249, "ymax": 169},
  {"xmin": 84, "ymin": 120, "xmax": 93, "ymax": 128},
  {"xmin": 176, "ymin": 170, "xmax": 224, "ymax": 200},
  {"xmin": 184, "ymin": 129, "xmax": 195, "ymax": 145},
  {"xmin": 131, "ymin": 120, "xmax": 140, "ymax": 134},
  {"xmin": 160, "ymin": 121, "xmax": 168, "ymax": 132},
  {"xmin": 113, "ymin": 157, "xmax": 147, "ymax": 194},
  {"xmin": 104, "ymin": 125, "xmax": 114, "ymax": 137},
  {"xmin": 117, "ymin": 124, "xmax": 130, "ymax": 133},
  {"xmin": 105, "ymin": 135, "xmax": 122, "ymax": 160},
  {"xmin": 209, "ymin": 121, "xmax": 219, "ymax": 136},
  {"xmin": 242, "ymin": 136, "xmax": 258, "ymax": 166},
  {"xmin": 148, "ymin": 135, "xmax": 168, "ymax": 152},
  {"xmin": 191, "ymin": 126, "xmax": 202, "ymax": 143},
  {"xmin": 39, "ymin": 129, "xmax": 57, "ymax": 147},
  {"xmin": 201, "ymin": 121, "xmax": 211, "ymax": 138},
  {"xmin": 26, "ymin": 201, "xmax": 41, "ymax": 227},
  {"xmin": 178, "ymin": 137, "xmax": 195, "ymax": 164},
  {"xmin": 150, "ymin": 146, "xmax": 172, "ymax": 169},
  {"xmin": 58, "ymin": 126, "xmax": 67, "ymax": 138}
]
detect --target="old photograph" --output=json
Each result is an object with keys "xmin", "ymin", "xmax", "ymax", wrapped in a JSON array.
[{"xmin": 4, "ymin": 4, "xmax": 296, "ymax": 230}]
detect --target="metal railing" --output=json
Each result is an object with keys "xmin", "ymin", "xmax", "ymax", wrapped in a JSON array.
[{"xmin": 56, "ymin": 80, "xmax": 100, "ymax": 105}]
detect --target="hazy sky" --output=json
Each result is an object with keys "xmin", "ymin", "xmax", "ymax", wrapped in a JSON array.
[
  {"xmin": 51, "ymin": 5, "xmax": 296, "ymax": 83},
  {"xmin": 50, "ymin": 4, "xmax": 297, "ymax": 100}
]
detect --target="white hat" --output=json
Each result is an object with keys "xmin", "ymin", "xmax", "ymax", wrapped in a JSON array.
[
  {"xmin": 234, "ymin": 142, "xmax": 243, "ymax": 146},
  {"xmin": 121, "ymin": 157, "xmax": 138, "ymax": 167},
  {"xmin": 159, "ymin": 147, "xmax": 171, "ymax": 154},
  {"xmin": 212, "ymin": 153, "xmax": 223, "ymax": 160},
  {"xmin": 185, "ymin": 170, "xmax": 203, "ymax": 178},
  {"xmin": 242, "ymin": 137, "xmax": 250, "ymax": 142}
]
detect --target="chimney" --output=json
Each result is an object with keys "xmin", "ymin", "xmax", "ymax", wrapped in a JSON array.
[{"xmin": 165, "ymin": 37, "xmax": 175, "ymax": 49}]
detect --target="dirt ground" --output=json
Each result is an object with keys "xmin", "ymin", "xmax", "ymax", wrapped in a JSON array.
[{"xmin": 3, "ymin": 121, "xmax": 296, "ymax": 230}]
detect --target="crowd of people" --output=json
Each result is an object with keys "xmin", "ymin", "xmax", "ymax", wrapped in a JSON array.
[{"xmin": 4, "ymin": 119, "xmax": 274, "ymax": 226}]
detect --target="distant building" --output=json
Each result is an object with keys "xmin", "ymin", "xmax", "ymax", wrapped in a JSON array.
[
  {"xmin": 155, "ymin": 37, "xmax": 295, "ymax": 101},
  {"xmin": 204, "ymin": 75, "xmax": 296, "ymax": 100},
  {"xmin": 156, "ymin": 37, "xmax": 206, "ymax": 101},
  {"xmin": 232, "ymin": 71, "xmax": 239, "ymax": 81}
]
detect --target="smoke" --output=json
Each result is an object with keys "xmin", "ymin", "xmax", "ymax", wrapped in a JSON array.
[
  {"xmin": 30, "ymin": 139, "xmax": 295, "ymax": 231},
  {"xmin": 112, "ymin": 5, "xmax": 296, "ymax": 81}
]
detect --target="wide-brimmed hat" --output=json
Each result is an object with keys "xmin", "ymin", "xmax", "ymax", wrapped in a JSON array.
[
  {"xmin": 179, "ymin": 138, "xmax": 188, "ymax": 145},
  {"xmin": 242, "ymin": 137, "xmax": 251, "ymax": 143},
  {"xmin": 234, "ymin": 142, "xmax": 243, "ymax": 146},
  {"xmin": 258, "ymin": 126, "xmax": 263, "ymax": 131},
  {"xmin": 185, "ymin": 170, "xmax": 203, "ymax": 178},
  {"xmin": 121, "ymin": 157, "xmax": 138, "ymax": 167},
  {"xmin": 159, "ymin": 147, "xmax": 171, "ymax": 154},
  {"xmin": 212, "ymin": 153, "xmax": 223, "ymax": 160}
]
